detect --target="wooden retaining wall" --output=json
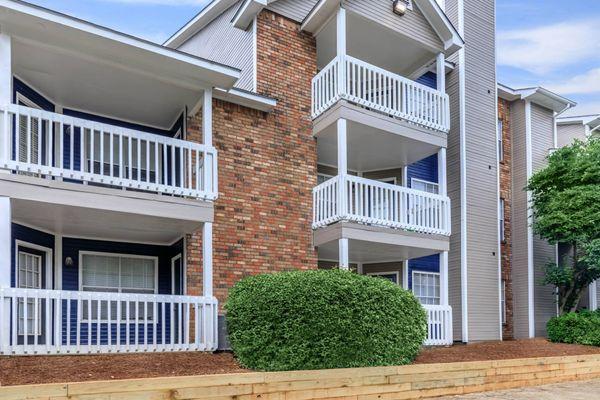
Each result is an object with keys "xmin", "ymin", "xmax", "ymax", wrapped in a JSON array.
[{"xmin": 3, "ymin": 354, "xmax": 600, "ymax": 400}]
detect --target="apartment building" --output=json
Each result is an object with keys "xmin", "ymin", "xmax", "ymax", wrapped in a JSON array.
[
  {"xmin": 496, "ymin": 85, "xmax": 576, "ymax": 339},
  {"xmin": 0, "ymin": 0, "xmax": 584, "ymax": 356}
]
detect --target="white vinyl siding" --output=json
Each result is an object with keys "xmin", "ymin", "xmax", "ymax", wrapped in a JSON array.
[{"xmin": 413, "ymin": 271, "xmax": 440, "ymax": 305}]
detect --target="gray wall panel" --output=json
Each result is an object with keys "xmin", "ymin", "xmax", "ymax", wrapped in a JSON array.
[
  {"xmin": 267, "ymin": 0, "xmax": 319, "ymax": 22},
  {"xmin": 557, "ymin": 124, "xmax": 586, "ymax": 148},
  {"xmin": 178, "ymin": 1, "xmax": 254, "ymax": 91}
]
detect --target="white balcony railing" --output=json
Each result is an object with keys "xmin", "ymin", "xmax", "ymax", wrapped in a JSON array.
[
  {"xmin": 312, "ymin": 55, "xmax": 450, "ymax": 132},
  {"xmin": 0, "ymin": 288, "xmax": 218, "ymax": 355},
  {"xmin": 423, "ymin": 305, "xmax": 453, "ymax": 346},
  {"xmin": 0, "ymin": 104, "xmax": 218, "ymax": 200},
  {"xmin": 313, "ymin": 175, "xmax": 451, "ymax": 236}
]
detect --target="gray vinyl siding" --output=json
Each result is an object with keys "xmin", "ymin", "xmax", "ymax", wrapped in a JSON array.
[
  {"xmin": 363, "ymin": 169, "xmax": 404, "ymax": 186},
  {"xmin": 443, "ymin": 0, "xmax": 461, "ymax": 343},
  {"xmin": 557, "ymin": 123, "xmax": 586, "ymax": 148},
  {"xmin": 266, "ymin": 0, "xmax": 319, "ymax": 22},
  {"xmin": 363, "ymin": 262, "xmax": 404, "ymax": 285},
  {"xmin": 177, "ymin": 1, "xmax": 254, "ymax": 91},
  {"xmin": 445, "ymin": 50, "xmax": 462, "ymax": 340},
  {"xmin": 531, "ymin": 104, "xmax": 558, "ymax": 337},
  {"xmin": 344, "ymin": 0, "xmax": 444, "ymax": 52},
  {"xmin": 461, "ymin": 0, "xmax": 500, "ymax": 341},
  {"xmin": 510, "ymin": 100, "xmax": 529, "ymax": 339}
]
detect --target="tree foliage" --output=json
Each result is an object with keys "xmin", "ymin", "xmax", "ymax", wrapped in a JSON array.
[{"xmin": 528, "ymin": 138, "xmax": 600, "ymax": 313}]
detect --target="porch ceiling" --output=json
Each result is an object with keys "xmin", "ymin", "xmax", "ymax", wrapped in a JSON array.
[
  {"xmin": 0, "ymin": 1, "xmax": 241, "ymax": 128},
  {"xmin": 317, "ymin": 238, "xmax": 442, "ymax": 263},
  {"xmin": 316, "ymin": 11, "xmax": 437, "ymax": 77},
  {"xmin": 315, "ymin": 103, "xmax": 445, "ymax": 171}
]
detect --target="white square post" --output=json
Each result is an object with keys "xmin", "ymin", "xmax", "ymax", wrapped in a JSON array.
[
  {"xmin": 338, "ymin": 238, "xmax": 349, "ymax": 270},
  {"xmin": 436, "ymin": 52, "xmax": 445, "ymax": 94},
  {"xmin": 0, "ymin": 33, "xmax": 11, "ymax": 164},
  {"xmin": 438, "ymin": 148, "xmax": 449, "ymax": 305},
  {"xmin": 0, "ymin": 196, "xmax": 11, "ymax": 351}
]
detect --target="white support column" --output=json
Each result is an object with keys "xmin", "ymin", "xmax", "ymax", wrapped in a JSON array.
[
  {"xmin": 436, "ymin": 52, "xmax": 446, "ymax": 94},
  {"xmin": 336, "ymin": 7, "xmax": 346, "ymax": 57},
  {"xmin": 338, "ymin": 238, "xmax": 349, "ymax": 270},
  {"xmin": 0, "ymin": 197, "xmax": 10, "ymax": 288},
  {"xmin": 0, "ymin": 197, "xmax": 11, "ymax": 350},
  {"xmin": 203, "ymin": 222, "xmax": 213, "ymax": 298},
  {"xmin": 337, "ymin": 118, "xmax": 347, "ymax": 217},
  {"xmin": 437, "ymin": 148, "xmax": 449, "ymax": 306},
  {"xmin": 403, "ymin": 261, "xmax": 409, "ymax": 290},
  {"xmin": 202, "ymin": 88, "xmax": 213, "ymax": 146},
  {"xmin": 0, "ymin": 33, "xmax": 11, "ymax": 164}
]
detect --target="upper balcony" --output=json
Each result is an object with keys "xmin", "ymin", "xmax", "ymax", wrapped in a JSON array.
[
  {"xmin": 0, "ymin": 103, "xmax": 217, "ymax": 200},
  {"xmin": 312, "ymin": 55, "xmax": 450, "ymax": 132}
]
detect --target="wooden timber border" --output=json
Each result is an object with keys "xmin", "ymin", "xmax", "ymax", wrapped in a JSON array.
[{"xmin": 3, "ymin": 354, "xmax": 600, "ymax": 400}]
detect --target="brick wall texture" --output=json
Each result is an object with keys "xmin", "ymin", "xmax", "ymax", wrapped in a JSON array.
[
  {"xmin": 185, "ymin": 10, "xmax": 318, "ymax": 307},
  {"xmin": 498, "ymin": 98, "xmax": 513, "ymax": 339}
]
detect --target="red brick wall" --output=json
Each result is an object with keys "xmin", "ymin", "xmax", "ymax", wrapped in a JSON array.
[
  {"xmin": 498, "ymin": 98, "xmax": 513, "ymax": 339},
  {"xmin": 186, "ymin": 10, "xmax": 318, "ymax": 306}
]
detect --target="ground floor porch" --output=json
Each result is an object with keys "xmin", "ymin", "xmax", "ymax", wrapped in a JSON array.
[{"xmin": 0, "ymin": 194, "xmax": 217, "ymax": 356}]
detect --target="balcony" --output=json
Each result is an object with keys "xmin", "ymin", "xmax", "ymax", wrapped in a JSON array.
[
  {"xmin": 424, "ymin": 305, "xmax": 453, "ymax": 346},
  {"xmin": 313, "ymin": 175, "xmax": 451, "ymax": 236},
  {"xmin": 312, "ymin": 56, "xmax": 450, "ymax": 133},
  {"xmin": 0, "ymin": 104, "xmax": 217, "ymax": 200},
  {"xmin": 0, "ymin": 288, "xmax": 217, "ymax": 355}
]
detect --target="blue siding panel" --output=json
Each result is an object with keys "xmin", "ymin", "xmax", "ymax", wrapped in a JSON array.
[
  {"xmin": 416, "ymin": 72, "xmax": 437, "ymax": 90},
  {"xmin": 407, "ymin": 154, "xmax": 438, "ymax": 187},
  {"xmin": 408, "ymin": 254, "xmax": 440, "ymax": 290}
]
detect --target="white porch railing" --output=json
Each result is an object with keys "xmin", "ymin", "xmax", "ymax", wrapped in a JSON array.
[
  {"xmin": 0, "ymin": 104, "xmax": 218, "ymax": 200},
  {"xmin": 313, "ymin": 175, "xmax": 451, "ymax": 236},
  {"xmin": 423, "ymin": 305, "xmax": 453, "ymax": 346},
  {"xmin": 311, "ymin": 55, "xmax": 450, "ymax": 132},
  {"xmin": 0, "ymin": 288, "xmax": 218, "ymax": 355}
]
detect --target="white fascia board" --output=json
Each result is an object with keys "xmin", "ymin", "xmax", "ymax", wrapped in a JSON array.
[
  {"xmin": 232, "ymin": 0, "xmax": 267, "ymax": 30},
  {"xmin": 414, "ymin": 0, "xmax": 464, "ymax": 55},
  {"xmin": 497, "ymin": 83, "xmax": 577, "ymax": 113},
  {"xmin": 164, "ymin": 0, "xmax": 239, "ymax": 48},
  {"xmin": 214, "ymin": 87, "xmax": 277, "ymax": 112},
  {"xmin": 1, "ymin": 0, "xmax": 241, "ymax": 87},
  {"xmin": 301, "ymin": 0, "xmax": 339, "ymax": 34}
]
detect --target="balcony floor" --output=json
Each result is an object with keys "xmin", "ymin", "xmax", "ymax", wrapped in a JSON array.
[{"xmin": 314, "ymin": 221, "xmax": 449, "ymax": 263}]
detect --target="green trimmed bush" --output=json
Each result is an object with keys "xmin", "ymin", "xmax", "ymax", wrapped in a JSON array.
[
  {"xmin": 547, "ymin": 310, "xmax": 600, "ymax": 346},
  {"xmin": 224, "ymin": 269, "xmax": 427, "ymax": 371}
]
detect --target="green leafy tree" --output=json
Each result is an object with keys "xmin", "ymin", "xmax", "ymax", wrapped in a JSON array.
[{"xmin": 527, "ymin": 138, "xmax": 600, "ymax": 314}]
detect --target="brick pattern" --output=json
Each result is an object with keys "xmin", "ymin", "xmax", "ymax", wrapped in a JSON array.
[
  {"xmin": 185, "ymin": 10, "xmax": 318, "ymax": 306},
  {"xmin": 498, "ymin": 98, "xmax": 513, "ymax": 339}
]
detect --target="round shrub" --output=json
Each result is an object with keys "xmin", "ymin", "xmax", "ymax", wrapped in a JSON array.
[
  {"xmin": 225, "ymin": 269, "xmax": 427, "ymax": 371},
  {"xmin": 547, "ymin": 310, "xmax": 600, "ymax": 346}
]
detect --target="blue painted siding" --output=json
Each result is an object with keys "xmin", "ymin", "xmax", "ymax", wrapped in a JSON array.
[
  {"xmin": 60, "ymin": 237, "xmax": 184, "ymax": 346},
  {"xmin": 408, "ymin": 254, "xmax": 440, "ymax": 290},
  {"xmin": 416, "ymin": 72, "xmax": 437, "ymax": 90},
  {"xmin": 407, "ymin": 154, "xmax": 438, "ymax": 188},
  {"xmin": 11, "ymin": 224, "xmax": 55, "ymax": 288},
  {"xmin": 13, "ymin": 78, "xmax": 55, "ymax": 112}
]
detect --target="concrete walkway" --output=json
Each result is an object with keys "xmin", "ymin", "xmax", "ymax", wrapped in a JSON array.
[{"xmin": 439, "ymin": 379, "xmax": 600, "ymax": 399}]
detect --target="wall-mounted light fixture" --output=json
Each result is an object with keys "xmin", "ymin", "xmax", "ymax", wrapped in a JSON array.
[
  {"xmin": 393, "ymin": 0, "xmax": 408, "ymax": 15},
  {"xmin": 65, "ymin": 256, "xmax": 74, "ymax": 267}
]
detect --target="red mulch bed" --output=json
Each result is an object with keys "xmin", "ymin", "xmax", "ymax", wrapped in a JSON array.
[{"xmin": 2, "ymin": 339, "xmax": 600, "ymax": 387}]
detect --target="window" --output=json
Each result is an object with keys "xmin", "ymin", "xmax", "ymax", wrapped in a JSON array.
[
  {"xmin": 17, "ymin": 251, "xmax": 42, "ymax": 335},
  {"xmin": 412, "ymin": 271, "xmax": 440, "ymax": 305},
  {"xmin": 499, "ymin": 198, "xmax": 505, "ymax": 242},
  {"xmin": 317, "ymin": 173, "xmax": 333, "ymax": 185},
  {"xmin": 411, "ymin": 178, "xmax": 439, "ymax": 194},
  {"xmin": 80, "ymin": 253, "xmax": 157, "ymax": 321},
  {"xmin": 368, "ymin": 271, "xmax": 400, "ymax": 285},
  {"xmin": 497, "ymin": 119, "xmax": 504, "ymax": 162},
  {"xmin": 501, "ymin": 280, "xmax": 507, "ymax": 325}
]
